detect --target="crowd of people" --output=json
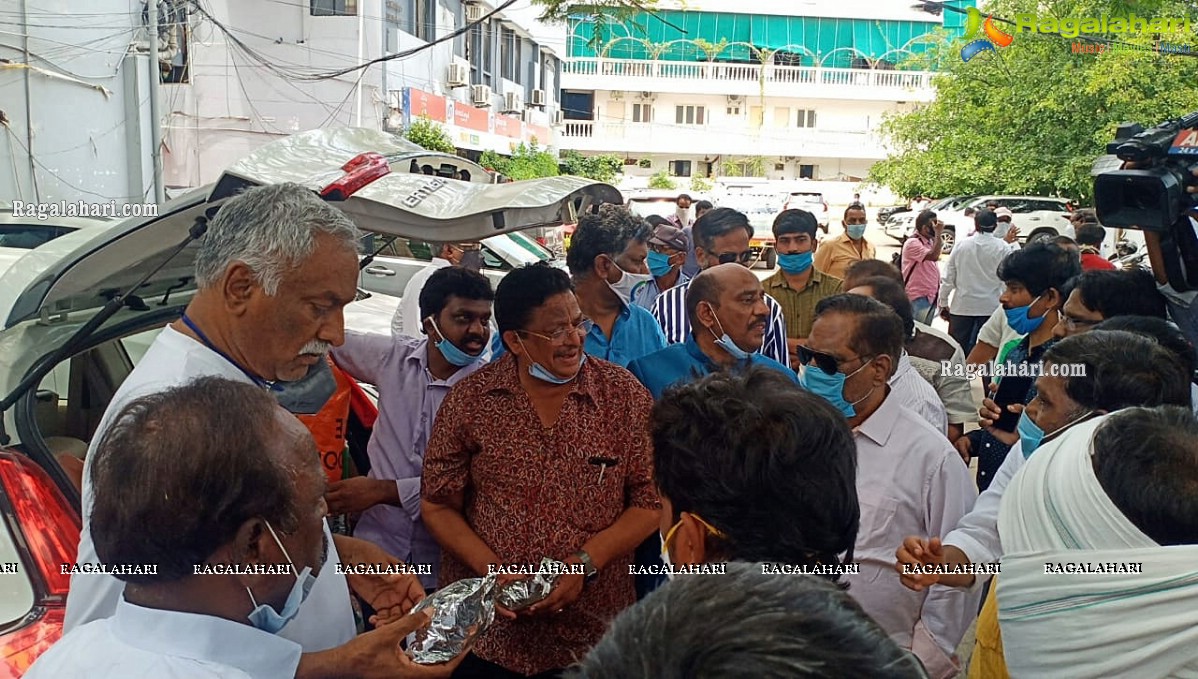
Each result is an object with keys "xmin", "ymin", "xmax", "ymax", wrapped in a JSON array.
[{"xmin": 27, "ymin": 184, "xmax": 1198, "ymax": 678}]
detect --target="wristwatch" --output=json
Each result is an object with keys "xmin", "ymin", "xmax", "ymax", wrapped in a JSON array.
[{"xmin": 574, "ymin": 550, "xmax": 599, "ymax": 581}]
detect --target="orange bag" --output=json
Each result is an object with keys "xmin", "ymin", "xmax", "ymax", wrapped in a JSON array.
[{"xmin": 296, "ymin": 358, "xmax": 353, "ymax": 483}]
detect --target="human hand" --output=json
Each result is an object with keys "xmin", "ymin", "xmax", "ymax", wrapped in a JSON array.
[
  {"xmin": 493, "ymin": 572, "xmax": 529, "ymax": 620},
  {"xmin": 526, "ymin": 572, "xmax": 585, "ymax": 617},
  {"xmin": 1004, "ymin": 226, "xmax": 1020, "ymax": 243},
  {"xmin": 364, "ymin": 573, "xmax": 427, "ymax": 627},
  {"xmin": 953, "ymin": 435, "xmax": 972, "ymax": 464},
  {"xmin": 346, "ymin": 609, "xmax": 467, "ymax": 679},
  {"xmin": 895, "ymin": 536, "xmax": 946, "ymax": 592},
  {"xmin": 326, "ymin": 477, "xmax": 389, "ymax": 515},
  {"xmin": 939, "ymin": 307, "xmax": 951, "ymax": 322}
]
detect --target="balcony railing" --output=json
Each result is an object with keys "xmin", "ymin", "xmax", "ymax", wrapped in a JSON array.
[
  {"xmin": 560, "ymin": 120, "xmax": 887, "ymax": 158},
  {"xmin": 562, "ymin": 57, "xmax": 934, "ymax": 90}
]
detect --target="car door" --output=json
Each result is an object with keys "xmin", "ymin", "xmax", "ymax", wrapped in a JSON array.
[{"xmin": 358, "ymin": 237, "xmax": 422, "ymax": 297}]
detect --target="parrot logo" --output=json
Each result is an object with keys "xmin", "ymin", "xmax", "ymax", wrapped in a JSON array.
[{"xmin": 961, "ymin": 7, "xmax": 1014, "ymax": 61}]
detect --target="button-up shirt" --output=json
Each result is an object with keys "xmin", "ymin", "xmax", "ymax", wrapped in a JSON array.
[
  {"xmin": 651, "ymin": 280, "xmax": 791, "ymax": 368},
  {"xmin": 888, "ymin": 352, "xmax": 948, "ymax": 435},
  {"xmin": 627, "ymin": 333, "xmax": 799, "ymax": 399},
  {"xmin": 634, "ymin": 272, "xmax": 690, "ymax": 311},
  {"xmin": 422, "ymin": 354, "xmax": 659, "ymax": 675},
  {"xmin": 391, "ymin": 257, "xmax": 451, "ymax": 336},
  {"xmin": 944, "ymin": 441, "xmax": 1024, "ymax": 576},
  {"xmin": 331, "ymin": 332, "xmax": 484, "ymax": 588},
  {"xmin": 845, "ymin": 392, "xmax": 979, "ymax": 679},
  {"xmin": 762, "ymin": 268, "xmax": 844, "ymax": 339},
  {"xmin": 28, "ymin": 595, "xmax": 303, "ymax": 678},
  {"xmin": 813, "ymin": 232, "xmax": 877, "ymax": 280},
  {"xmin": 939, "ymin": 232, "xmax": 1011, "ymax": 316},
  {"xmin": 65, "ymin": 326, "xmax": 355, "ymax": 651},
  {"xmin": 907, "ymin": 322, "xmax": 977, "ymax": 425},
  {"xmin": 901, "ymin": 234, "xmax": 941, "ymax": 302},
  {"xmin": 490, "ymin": 302, "xmax": 666, "ymax": 368}
]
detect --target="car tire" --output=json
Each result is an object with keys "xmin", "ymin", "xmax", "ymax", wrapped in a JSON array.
[
  {"xmin": 764, "ymin": 248, "xmax": 777, "ymax": 270},
  {"xmin": 940, "ymin": 228, "xmax": 955, "ymax": 254}
]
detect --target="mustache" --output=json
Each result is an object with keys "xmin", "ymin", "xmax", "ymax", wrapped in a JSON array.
[{"xmin": 300, "ymin": 340, "xmax": 332, "ymax": 356}]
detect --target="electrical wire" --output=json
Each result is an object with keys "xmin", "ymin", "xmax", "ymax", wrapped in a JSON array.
[{"xmin": 2, "ymin": 122, "xmax": 119, "ymax": 200}]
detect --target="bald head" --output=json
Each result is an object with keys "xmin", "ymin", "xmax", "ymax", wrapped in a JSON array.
[{"xmin": 687, "ymin": 264, "xmax": 758, "ymax": 326}]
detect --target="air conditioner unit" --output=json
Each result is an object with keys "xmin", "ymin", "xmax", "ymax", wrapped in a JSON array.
[
  {"xmin": 502, "ymin": 91, "xmax": 523, "ymax": 113},
  {"xmin": 471, "ymin": 84, "xmax": 492, "ymax": 106},
  {"xmin": 531, "ymin": 89, "xmax": 547, "ymax": 107},
  {"xmin": 553, "ymin": 110, "xmax": 564, "ymax": 125},
  {"xmin": 727, "ymin": 94, "xmax": 742, "ymax": 103},
  {"xmin": 610, "ymin": 90, "xmax": 624, "ymax": 101},
  {"xmin": 465, "ymin": 3, "xmax": 485, "ymax": 23},
  {"xmin": 447, "ymin": 63, "xmax": 469, "ymax": 88},
  {"xmin": 639, "ymin": 91, "xmax": 656, "ymax": 100}
]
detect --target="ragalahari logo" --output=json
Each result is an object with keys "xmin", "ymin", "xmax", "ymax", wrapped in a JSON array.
[{"xmin": 961, "ymin": 7, "xmax": 1015, "ymax": 61}]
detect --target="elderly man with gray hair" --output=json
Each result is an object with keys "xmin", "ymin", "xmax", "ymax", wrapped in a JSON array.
[{"xmin": 64, "ymin": 183, "xmax": 428, "ymax": 678}]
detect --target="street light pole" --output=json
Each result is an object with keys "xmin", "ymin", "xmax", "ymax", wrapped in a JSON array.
[{"xmin": 148, "ymin": 0, "xmax": 166, "ymax": 205}]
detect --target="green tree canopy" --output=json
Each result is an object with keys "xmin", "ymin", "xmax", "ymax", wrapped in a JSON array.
[
  {"xmin": 403, "ymin": 116, "xmax": 456, "ymax": 154},
  {"xmin": 868, "ymin": 0, "xmax": 1198, "ymax": 203},
  {"xmin": 560, "ymin": 150, "xmax": 624, "ymax": 182},
  {"xmin": 480, "ymin": 143, "xmax": 561, "ymax": 180}
]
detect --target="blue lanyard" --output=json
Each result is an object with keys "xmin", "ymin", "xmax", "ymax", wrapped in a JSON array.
[{"xmin": 180, "ymin": 314, "xmax": 280, "ymax": 391}]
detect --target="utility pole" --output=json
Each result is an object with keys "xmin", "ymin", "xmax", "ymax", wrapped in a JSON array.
[{"xmin": 148, "ymin": 0, "xmax": 166, "ymax": 205}]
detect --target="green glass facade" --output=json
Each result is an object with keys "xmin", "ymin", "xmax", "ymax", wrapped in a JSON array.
[{"xmin": 569, "ymin": 3, "xmax": 977, "ymax": 69}]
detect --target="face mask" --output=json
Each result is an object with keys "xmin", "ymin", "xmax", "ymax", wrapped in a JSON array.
[
  {"xmin": 996, "ymin": 222, "xmax": 1012, "ymax": 239},
  {"xmin": 704, "ymin": 304, "xmax": 751, "ymax": 361},
  {"xmin": 273, "ymin": 358, "xmax": 338, "ymax": 416},
  {"xmin": 1019, "ymin": 409, "xmax": 1095, "ymax": 458},
  {"xmin": 246, "ymin": 520, "xmax": 319, "ymax": 633},
  {"xmin": 518, "ymin": 336, "xmax": 587, "ymax": 385},
  {"xmin": 428, "ymin": 317, "xmax": 484, "ymax": 367},
  {"xmin": 647, "ymin": 250, "xmax": 674, "ymax": 277},
  {"xmin": 846, "ymin": 224, "xmax": 867, "ymax": 240},
  {"xmin": 660, "ymin": 513, "xmax": 723, "ymax": 581},
  {"xmin": 798, "ymin": 360, "xmax": 875, "ymax": 418},
  {"xmin": 777, "ymin": 251, "xmax": 813, "ymax": 275},
  {"xmin": 1005, "ymin": 294, "xmax": 1047, "ymax": 334},
  {"xmin": 606, "ymin": 257, "xmax": 654, "ymax": 307}
]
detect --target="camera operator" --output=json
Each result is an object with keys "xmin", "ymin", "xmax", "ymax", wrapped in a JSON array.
[{"xmin": 1128, "ymin": 166, "xmax": 1198, "ymax": 349}]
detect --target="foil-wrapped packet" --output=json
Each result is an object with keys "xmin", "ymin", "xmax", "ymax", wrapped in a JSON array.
[
  {"xmin": 494, "ymin": 558, "xmax": 567, "ymax": 611},
  {"xmin": 405, "ymin": 576, "xmax": 497, "ymax": 664}
]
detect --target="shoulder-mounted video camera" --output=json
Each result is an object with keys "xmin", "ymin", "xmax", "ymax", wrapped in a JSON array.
[{"xmin": 1094, "ymin": 112, "xmax": 1198, "ymax": 291}]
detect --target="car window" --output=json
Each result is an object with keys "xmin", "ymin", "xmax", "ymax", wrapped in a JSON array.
[
  {"xmin": 0, "ymin": 224, "xmax": 76, "ymax": 249},
  {"xmin": 1031, "ymin": 199, "xmax": 1069, "ymax": 212},
  {"xmin": 507, "ymin": 231, "xmax": 553, "ymax": 261},
  {"xmin": 481, "ymin": 234, "xmax": 543, "ymax": 271}
]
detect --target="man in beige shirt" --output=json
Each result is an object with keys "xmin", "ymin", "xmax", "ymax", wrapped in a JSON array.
[{"xmin": 814, "ymin": 203, "xmax": 876, "ymax": 280}]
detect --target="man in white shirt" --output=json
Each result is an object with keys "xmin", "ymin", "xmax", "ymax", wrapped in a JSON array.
[
  {"xmin": 802, "ymin": 294, "xmax": 977, "ymax": 679},
  {"xmin": 28, "ymin": 378, "xmax": 460, "ymax": 679},
  {"xmin": 63, "ymin": 183, "xmax": 429, "ymax": 678},
  {"xmin": 939, "ymin": 210, "xmax": 1020, "ymax": 354},
  {"xmin": 390, "ymin": 241, "xmax": 475, "ymax": 336}
]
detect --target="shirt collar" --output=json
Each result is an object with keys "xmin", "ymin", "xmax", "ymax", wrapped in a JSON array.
[
  {"xmin": 853, "ymin": 388, "xmax": 902, "ymax": 447},
  {"xmin": 407, "ymin": 337, "xmax": 480, "ymax": 387},
  {"xmin": 888, "ymin": 351, "xmax": 915, "ymax": 384},
  {"xmin": 111, "ymin": 596, "xmax": 302, "ymax": 679},
  {"xmin": 430, "ymin": 257, "xmax": 452, "ymax": 267},
  {"xmin": 683, "ymin": 332, "xmax": 717, "ymax": 367},
  {"xmin": 481, "ymin": 352, "xmax": 599, "ymax": 404},
  {"xmin": 765, "ymin": 268, "xmax": 828, "ymax": 292}
]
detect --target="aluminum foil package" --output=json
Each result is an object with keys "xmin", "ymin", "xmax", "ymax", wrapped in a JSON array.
[
  {"xmin": 494, "ymin": 558, "xmax": 567, "ymax": 611},
  {"xmin": 405, "ymin": 576, "xmax": 497, "ymax": 664}
]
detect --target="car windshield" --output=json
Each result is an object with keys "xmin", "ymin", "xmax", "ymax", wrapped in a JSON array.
[
  {"xmin": 481, "ymin": 234, "xmax": 546, "ymax": 267},
  {"xmin": 0, "ymin": 225, "xmax": 77, "ymax": 249},
  {"xmin": 506, "ymin": 231, "xmax": 553, "ymax": 261},
  {"xmin": 627, "ymin": 198, "xmax": 680, "ymax": 219},
  {"xmin": 789, "ymin": 193, "xmax": 823, "ymax": 203}
]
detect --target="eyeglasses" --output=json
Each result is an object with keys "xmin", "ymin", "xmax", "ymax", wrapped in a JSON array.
[
  {"xmin": 1061, "ymin": 314, "xmax": 1101, "ymax": 331},
  {"xmin": 716, "ymin": 250, "xmax": 754, "ymax": 265},
  {"xmin": 797, "ymin": 346, "xmax": 873, "ymax": 376},
  {"xmin": 520, "ymin": 318, "xmax": 594, "ymax": 345}
]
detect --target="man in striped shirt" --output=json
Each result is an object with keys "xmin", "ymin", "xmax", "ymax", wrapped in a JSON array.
[{"xmin": 651, "ymin": 208, "xmax": 791, "ymax": 367}]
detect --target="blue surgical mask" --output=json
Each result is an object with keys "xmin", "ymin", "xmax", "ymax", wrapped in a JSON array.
[
  {"xmin": 798, "ymin": 360, "xmax": 875, "ymax": 418},
  {"xmin": 703, "ymin": 304, "xmax": 751, "ymax": 361},
  {"xmin": 647, "ymin": 250, "xmax": 674, "ymax": 277},
  {"xmin": 518, "ymin": 336, "xmax": 587, "ymax": 384},
  {"xmin": 777, "ymin": 251, "xmax": 813, "ymax": 274},
  {"xmin": 1005, "ymin": 294, "xmax": 1047, "ymax": 335},
  {"xmin": 246, "ymin": 520, "xmax": 319, "ymax": 634},
  {"xmin": 428, "ymin": 317, "xmax": 484, "ymax": 367},
  {"xmin": 846, "ymin": 224, "xmax": 867, "ymax": 240},
  {"xmin": 1020, "ymin": 409, "xmax": 1094, "ymax": 458}
]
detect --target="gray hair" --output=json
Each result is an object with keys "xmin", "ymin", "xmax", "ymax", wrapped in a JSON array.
[
  {"xmin": 568, "ymin": 562, "xmax": 928, "ymax": 678},
  {"xmin": 195, "ymin": 183, "xmax": 362, "ymax": 295}
]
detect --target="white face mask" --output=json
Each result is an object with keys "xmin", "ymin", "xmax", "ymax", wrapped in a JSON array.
[
  {"xmin": 606, "ymin": 258, "xmax": 653, "ymax": 307},
  {"xmin": 659, "ymin": 529, "xmax": 676, "ymax": 582}
]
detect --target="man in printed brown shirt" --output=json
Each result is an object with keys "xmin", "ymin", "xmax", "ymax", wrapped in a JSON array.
[{"xmin": 421, "ymin": 262, "xmax": 659, "ymax": 678}]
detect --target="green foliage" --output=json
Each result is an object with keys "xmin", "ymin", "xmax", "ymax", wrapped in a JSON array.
[
  {"xmin": 403, "ymin": 117, "xmax": 456, "ymax": 154},
  {"xmin": 560, "ymin": 150, "xmax": 624, "ymax": 183},
  {"xmin": 648, "ymin": 170, "xmax": 676, "ymax": 190},
  {"xmin": 638, "ymin": 158, "xmax": 653, "ymax": 168},
  {"xmin": 720, "ymin": 156, "xmax": 766, "ymax": 177},
  {"xmin": 479, "ymin": 143, "xmax": 560, "ymax": 181},
  {"xmin": 690, "ymin": 175, "xmax": 713, "ymax": 193},
  {"xmin": 533, "ymin": 0, "xmax": 654, "ymax": 22},
  {"xmin": 868, "ymin": 0, "xmax": 1198, "ymax": 203}
]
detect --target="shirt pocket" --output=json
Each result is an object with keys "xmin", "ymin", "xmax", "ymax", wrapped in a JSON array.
[
  {"xmin": 557, "ymin": 449, "xmax": 628, "ymax": 534},
  {"xmin": 858, "ymin": 495, "xmax": 900, "ymax": 580}
]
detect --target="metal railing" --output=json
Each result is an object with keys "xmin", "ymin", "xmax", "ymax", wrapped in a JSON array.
[{"xmin": 562, "ymin": 58, "xmax": 934, "ymax": 90}]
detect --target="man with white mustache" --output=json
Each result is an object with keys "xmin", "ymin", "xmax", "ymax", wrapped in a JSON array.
[{"xmin": 65, "ymin": 183, "xmax": 439, "ymax": 679}]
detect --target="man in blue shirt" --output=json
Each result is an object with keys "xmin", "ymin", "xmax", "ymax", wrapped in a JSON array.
[{"xmin": 630, "ymin": 264, "xmax": 798, "ymax": 399}]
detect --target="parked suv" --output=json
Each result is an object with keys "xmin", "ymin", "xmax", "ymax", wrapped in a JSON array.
[
  {"xmin": 883, "ymin": 195, "xmax": 976, "ymax": 245},
  {"xmin": 783, "ymin": 191, "xmax": 829, "ymax": 230},
  {"xmin": 941, "ymin": 195, "xmax": 1073, "ymax": 247}
]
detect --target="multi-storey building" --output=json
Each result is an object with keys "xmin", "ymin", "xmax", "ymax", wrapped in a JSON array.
[{"xmin": 559, "ymin": 0, "xmax": 974, "ymax": 182}]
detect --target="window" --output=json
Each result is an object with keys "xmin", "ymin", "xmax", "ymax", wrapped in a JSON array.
[
  {"xmin": 773, "ymin": 107, "xmax": 790, "ymax": 127},
  {"xmin": 726, "ymin": 104, "xmax": 741, "ymax": 116},
  {"xmin": 414, "ymin": 0, "xmax": 434, "ymax": 42},
  {"xmin": 799, "ymin": 164, "xmax": 818, "ymax": 179},
  {"xmin": 469, "ymin": 19, "xmax": 493, "ymax": 86},
  {"xmin": 674, "ymin": 105, "xmax": 705, "ymax": 125},
  {"xmin": 669, "ymin": 160, "xmax": 692, "ymax": 177},
  {"xmin": 158, "ymin": 5, "xmax": 190, "ymax": 83},
  {"xmin": 452, "ymin": 3, "xmax": 465, "ymax": 58},
  {"xmin": 632, "ymin": 103, "xmax": 653, "ymax": 123},
  {"xmin": 311, "ymin": 0, "xmax": 357, "ymax": 16},
  {"xmin": 500, "ymin": 27, "xmax": 521, "ymax": 82},
  {"xmin": 796, "ymin": 109, "xmax": 817, "ymax": 128}
]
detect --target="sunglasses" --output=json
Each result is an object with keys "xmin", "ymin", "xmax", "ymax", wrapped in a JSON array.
[
  {"xmin": 797, "ymin": 346, "xmax": 871, "ymax": 376},
  {"xmin": 716, "ymin": 250, "xmax": 754, "ymax": 265}
]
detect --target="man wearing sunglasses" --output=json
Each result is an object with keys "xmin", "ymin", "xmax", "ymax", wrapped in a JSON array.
[
  {"xmin": 628, "ymin": 264, "xmax": 798, "ymax": 400},
  {"xmin": 651, "ymin": 207, "xmax": 791, "ymax": 367},
  {"xmin": 802, "ymin": 294, "xmax": 978, "ymax": 679}
]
